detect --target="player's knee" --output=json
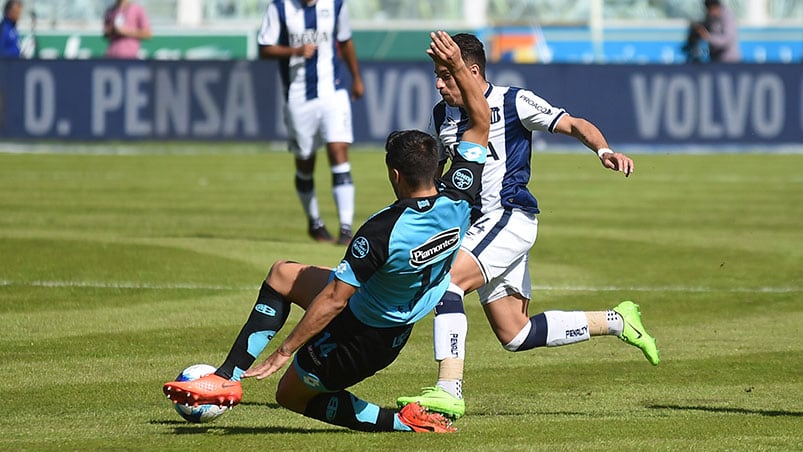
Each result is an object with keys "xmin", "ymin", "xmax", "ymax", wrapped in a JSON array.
[
  {"xmin": 266, "ymin": 260, "xmax": 296, "ymax": 287},
  {"xmin": 502, "ymin": 341, "xmax": 519, "ymax": 352},
  {"xmin": 266, "ymin": 259, "xmax": 286, "ymax": 280},
  {"xmin": 501, "ymin": 314, "xmax": 547, "ymax": 352}
]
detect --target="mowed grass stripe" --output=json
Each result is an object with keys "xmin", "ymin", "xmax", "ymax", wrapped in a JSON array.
[{"xmin": 2, "ymin": 279, "xmax": 800, "ymax": 293}]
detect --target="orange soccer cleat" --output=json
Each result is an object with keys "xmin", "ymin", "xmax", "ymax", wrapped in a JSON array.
[
  {"xmin": 163, "ymin": 373, "xmax": 242, "ymax": 408},
  {"xmin": 397, "ymin": 402, "xmax": 456, "ymax": 433}
]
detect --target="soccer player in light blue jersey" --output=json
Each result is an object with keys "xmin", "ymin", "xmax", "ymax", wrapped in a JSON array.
[
  {"xmin": 164, "ymin": 31, "xmax": 488, "ymax": 433},
  {"xmin": 397, "ymin": 33, "xmax": 659, "ymax": 420},
  {"xmin": 258, "ymin": 0, "xmax": 364, "ymax": 245}
]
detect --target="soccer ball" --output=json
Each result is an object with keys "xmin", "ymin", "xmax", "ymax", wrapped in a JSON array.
[{"xmin": 171, "ymin": 364, "xmax": 229, "ymax": 423}]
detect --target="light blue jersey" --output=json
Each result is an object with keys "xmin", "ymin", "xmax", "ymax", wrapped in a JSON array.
[{"xmin": 335, "ymin": 142, "xmax": 486, "ymax": 328}]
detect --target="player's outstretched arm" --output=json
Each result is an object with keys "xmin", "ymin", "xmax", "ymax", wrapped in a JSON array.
[
  {"xmin": 554, "ymin": 114, "xmax": 634, "ymax": 177},
  {"xmin": 427, "ymin": 31, "xmax": 489, "ymax": 146},
  {"xmin": 242, "ymin": 279, "xmax": 355, "ymax": 380}
]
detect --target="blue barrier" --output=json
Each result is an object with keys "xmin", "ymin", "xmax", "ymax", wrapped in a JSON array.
[{"xmin": 1, "ymin": 59, "xmax": 800, "ymax": 146}]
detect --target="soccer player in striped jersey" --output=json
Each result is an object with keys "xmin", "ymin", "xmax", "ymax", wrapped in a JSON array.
[
  {"xmin": 163, "ymin": 31, "xmax": 487, "ymax": 433},
  {"xmin": 397, "ymin": 33, "xmax": 660, "ymax": 420},
  {"xmin": 257, "ymin": 0, "xmax": 363, "ymax": 245}
]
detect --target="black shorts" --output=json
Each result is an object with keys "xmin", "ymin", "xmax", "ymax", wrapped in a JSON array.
[{"xmin": 294, "ymin": 305, "xmax": 414, "ymax": 392}]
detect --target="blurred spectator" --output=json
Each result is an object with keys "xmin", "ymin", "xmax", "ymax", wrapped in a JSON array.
[
  {"xmin": 103, "ymin": 0, "xmax": 152, "ymax": 58},
  {"xmin": 683, "ymin": 0, "xmax": 740, "ymax": 63},
  {"xmin": 0, "ymin": 0, "xmax": 21, "ymax": 58}
]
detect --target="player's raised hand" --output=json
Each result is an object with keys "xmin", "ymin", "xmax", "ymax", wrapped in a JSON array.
[
  {"xmin": 427, "ymin": 31, "xmax": 465, "ymax": 75},
  {"xmin": 600, "ymin": 151, "xmax": 634, "ymax": 177}
]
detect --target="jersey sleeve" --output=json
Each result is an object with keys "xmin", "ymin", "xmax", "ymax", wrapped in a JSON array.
[
  {"xmin": 515, "ymin": 88, "xmax": 567, "ymax": 133},
  {"xmin": 335, "ymin": 2, "xmax": 353, "ymax": 42},
  {"xmin": 334, "ymin": 207, "xmax": 394, "ymax": 287},
  {"xmin": 438, "ymin": 141, "xmax": 486, "ymax": 204},
  {"xmin": 257, "ymin": 3, "xmax": 281, "ymax": 46}
]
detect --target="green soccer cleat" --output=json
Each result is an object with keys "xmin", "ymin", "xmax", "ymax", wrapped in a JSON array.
[
  {"xmin": 613, "ymin": 300, "xmax": 660, "ymax": 365},
  {"xmin": 397, "ymin": 387, "xmax": 465, "ymax": 419}
]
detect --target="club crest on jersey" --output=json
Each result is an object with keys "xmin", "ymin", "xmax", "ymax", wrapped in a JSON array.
[
  {"xmin": 490, "ymin": 106, "xmax": 501, "ymax": 124},
  {"xmin": 409, "ymin": 228, "xmax": 461, "ymax": 267},
  {"xmin": 451, "ymin": 168, "xmax": 474, "ymax": 190},
  {"xmin": 351, "ymin": 236, "xmax": 370, "ymax": 259}
]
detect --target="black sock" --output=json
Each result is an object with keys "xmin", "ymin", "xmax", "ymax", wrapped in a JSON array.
[
  {"xmin": 215, "ymin": 281, "xmax": 290, "ymax": 380},
  {"xmin": 303, "ymin": 390, "xmax": 397, "ymax": 432}
]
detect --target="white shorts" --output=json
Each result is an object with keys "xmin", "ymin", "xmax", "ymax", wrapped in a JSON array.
[
  {"xmin": 460, "ymin": 208, "xmax": 538, "ymax": 304},
  {"xmin": 284, "ymin": 89, "xmax": 353, "ymax": 160}
]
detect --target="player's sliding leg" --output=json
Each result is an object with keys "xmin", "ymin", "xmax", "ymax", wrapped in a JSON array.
[
  {"xmin": 214, "ymin": 281, "xmax": 291, "ymax": 381},
  {"xmin": 162, "ymin": 280, "xmax": 291, "ymax": 407},
  {"xmin": 302, "ymin": 392, "xmax": 454, "ymax": 432},
  {"xmin": 278, "ymin": 365, "xmax": 455, "ymax": 433},
  {"xmin": 163, "ymin": 262, "xmax": 332, "ymax": 408}
]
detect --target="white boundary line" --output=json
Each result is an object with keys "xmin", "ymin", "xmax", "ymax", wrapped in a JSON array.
[
  {"xmin": 0, "ymin": 280, "xmax": 253, "ymax": 291},
  {"xmin": 533, "ymin": 285, "xmax": 801, "ymax": 293},
  {"xmin": 0, "ymin": 280, "xmax": 799, "ymax": 293}
]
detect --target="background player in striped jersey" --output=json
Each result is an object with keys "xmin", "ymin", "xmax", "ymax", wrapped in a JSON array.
[
  {"xmin": 397, "ymin": 33, "xmax": 659, "ymax": 419},
  {"xmin": 258, "ymin": 0, "xmax": 363, "ymax": 245},
  {"xmin": 163, "ymin": 31, "xmax": 487, "ymax": 433}
]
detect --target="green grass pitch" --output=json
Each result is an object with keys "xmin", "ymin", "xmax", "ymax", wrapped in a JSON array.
[{"xmin": 1, "ymin": 144, "xmax": 801, "ymax": 450}]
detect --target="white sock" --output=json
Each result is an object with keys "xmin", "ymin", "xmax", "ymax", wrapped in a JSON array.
[
  {"xmin": 543, "ymin": 310, "xmax": 591, "ymax": 346},
  {"xmin": 433, "ymin": 285, "xmax": 466, "ymax": 360},
  {"xmin": 607, "ymin": 310, "xmax": 624, "ymax": 336},
  {"xmin": 436, "ymin": 379, "xmax": 463, "ymax": 399},
  {"xmin": 331, "ymin": 163, "xmax": 354, "ymax": 229},
  {"xmin": 432, "ymin": 284, "xmax": 466, "ymax": 400}
]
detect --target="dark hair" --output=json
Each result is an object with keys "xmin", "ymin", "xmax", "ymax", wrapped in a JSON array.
[
  {"xmin": 704, "ymin": 0, "xmax": 721, "ymax": 7},
  {"xmin": 385, "ymin": 130, "xmax": 439, "ymax": 189},
  {"xmin": 452, "ymin": 33, "xmax": 486, "ymax": 78},
  {"xmin": 4, "ymin": 0, "xmax": 20, "ymax": 14}
]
